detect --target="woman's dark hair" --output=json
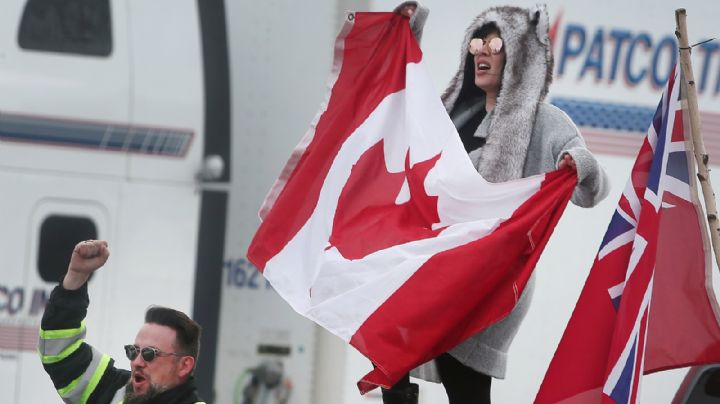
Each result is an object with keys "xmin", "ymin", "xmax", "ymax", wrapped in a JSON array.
[
  {"xmin": 451, "ymin": 23, "xmax": 502, "ymax": 113},
  {"xmin": 145, "ymin": 306, "xmax": 202, "ymax": 360},
  {"xmin": 472, "ymin": 23, "xmax": 501, "ymax": 42}
]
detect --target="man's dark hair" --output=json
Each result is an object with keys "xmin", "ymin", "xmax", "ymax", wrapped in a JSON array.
[{"xmin": 145, "ymin": 306, "xmax": 201, "ymax": 361}]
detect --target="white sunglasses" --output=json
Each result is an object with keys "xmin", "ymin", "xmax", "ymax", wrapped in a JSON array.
[{"xmin": 468, "ymin": 37, "xmax": 503, "ymax": 56}]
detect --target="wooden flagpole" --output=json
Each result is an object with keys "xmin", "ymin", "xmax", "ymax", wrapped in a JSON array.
[{"xmin": 675, "ymin": 9, "xmax": 720, "ymax": 270}]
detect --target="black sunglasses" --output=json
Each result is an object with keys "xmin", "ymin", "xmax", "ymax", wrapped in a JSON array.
[{"xmin": 124, "ymin": 344, "xmax": 185, "ymax": 362}]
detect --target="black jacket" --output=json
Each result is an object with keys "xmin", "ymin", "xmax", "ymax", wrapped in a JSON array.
[{"xmin": 39, "ymin": 283, "xmax": 204, "ymax": 404}]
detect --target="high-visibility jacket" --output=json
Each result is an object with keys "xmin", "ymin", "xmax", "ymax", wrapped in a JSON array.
[{"xmin": 38, "ymin": 283, "xmax": 205, "ymax": 404}]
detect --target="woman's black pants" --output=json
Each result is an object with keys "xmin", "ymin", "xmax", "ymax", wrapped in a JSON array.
[{"xmin": 381, "ymin": 353, "xmax": 492, "ymax": 404}]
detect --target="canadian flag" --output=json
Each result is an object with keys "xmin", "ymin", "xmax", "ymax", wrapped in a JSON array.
[{"xmin": 247, "ymin": 12, "xmax": 576, "ymax": 393}]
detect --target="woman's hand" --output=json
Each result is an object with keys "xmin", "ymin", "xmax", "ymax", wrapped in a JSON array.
[
  {"xmin": 558, "ymin": 153, "xmax": 577, "ymax": 171},
  {"xmin": 397, "ymin": 3, "xmax": 416, "ymax": 18}
]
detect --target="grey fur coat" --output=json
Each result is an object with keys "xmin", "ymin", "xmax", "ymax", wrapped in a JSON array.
[{"xmin": 398, "ymin": 2, "xmax": 610, "ymax": 381}]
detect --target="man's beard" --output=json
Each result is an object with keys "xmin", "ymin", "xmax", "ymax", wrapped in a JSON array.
[{"xmin": 123, "ymin": 379, "xmax": 170, "ymax": 404}]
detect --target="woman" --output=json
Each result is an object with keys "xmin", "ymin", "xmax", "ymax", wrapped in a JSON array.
[{"xmin": 382, "ymin": 3, "xmax": 610, "ymax": 404}]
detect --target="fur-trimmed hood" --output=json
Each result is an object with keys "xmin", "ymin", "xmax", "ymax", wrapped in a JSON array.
[{"xmin": 443, "ymin": 5, "xmax": 554, "ymax": 182}]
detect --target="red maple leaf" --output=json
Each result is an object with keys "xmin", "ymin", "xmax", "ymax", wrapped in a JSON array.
[{"xmin": 328, "ymin": 139, "xmax": 444, "ymax": 260}]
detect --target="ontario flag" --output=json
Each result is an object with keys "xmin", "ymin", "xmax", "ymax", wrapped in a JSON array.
[
  {"xmin": 247, "ymin": 12, "xmax": 576, "ymax": 393},
  {"xmin": 535, "ymin": 66, "xmax": 720, "ymax": 404}
]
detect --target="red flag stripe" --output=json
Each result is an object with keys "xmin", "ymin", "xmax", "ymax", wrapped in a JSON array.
[{"xmin": 248, "ymin": 14, "xmax": 422, "ymax": 271}]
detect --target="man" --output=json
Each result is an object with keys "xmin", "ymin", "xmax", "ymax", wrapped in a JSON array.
[{"xmin": 38, "ymin": 240, "xmax": 205, "ymax": 403}]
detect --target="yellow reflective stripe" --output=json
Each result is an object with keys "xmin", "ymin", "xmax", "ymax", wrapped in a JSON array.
[
  {"xmin": 41, "ymin": 339, "xmax": 84, "ymax": 364},
  {"xmin": 57, "ymin": 373, "xmax": 83, "ymax": 397},
  {"xmin": 117, "ymin": 395, "xmax": 204, "ymax": 403},
  {"xmin": 39, "ymin": 321, "xmax": 86, "ymax": 339},
  {"xmin": 55, "ymin": 353, "xmax": 109, "ymax": 403},
  {"xmin": 118, "ymin": 397, "xmax": 204, "ymax": 403},
  {"xmin": 79, "ymin": 354, "xmax": 110, "ymax": 404}
]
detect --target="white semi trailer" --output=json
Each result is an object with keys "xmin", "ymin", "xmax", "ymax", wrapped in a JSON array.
[{"xmin": 2, "ymin": 0, "xmax": 719, "ymax": 403}]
